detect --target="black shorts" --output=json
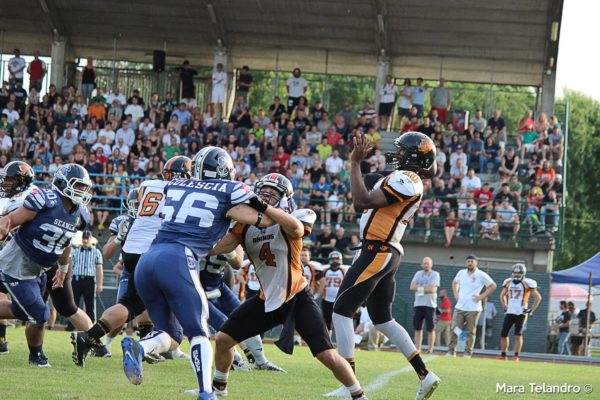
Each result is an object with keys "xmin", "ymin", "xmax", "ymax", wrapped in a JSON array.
[
  {"xmin": 119, "ymin": 252, "xmax": 146, "ymax": 320},
  {"xmin": 321, "ymin": 299, "xmax": 334, "ymax": 331},
  {"xmin": 500, "ymin": 314, "xmax": 527, "ymax": 337},
  {"xmin": 333, "ymin": 240, "xmax": 401, "ymax": 325},
  {"xmin": 413, "ymin": 306, "xmax": 435, "ymax": 332},
  {"xmin": 378, "ymin": 102, "xmax": 394, "ymax": 117},
  {"xmin": 245, "ymin": 287, "xmax": 259, "ymax": 300},
  {"xmin": 0, "ymin": 279, "xmax": 6, "ymax": 294},
  {"xmin": 221, "ymin": 287, "xmax": 333, "ymax": 357}
]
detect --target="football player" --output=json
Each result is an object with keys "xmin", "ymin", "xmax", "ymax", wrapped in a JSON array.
[
  {"xmin": 0, "ymin": 163, "xmax": 93, "ymax": 366},
  {"xmin": 330, "ymin": 132, "xmax": 440, "ymax": 400},
  {"xmin": 301, "ymin": 248, "xmax": 323, "ymax": 296},
  {"xmin": 498, "ymin": 264, "xmax": 542, "ymax": 361},
  {"xmin": 240, "ymin": 260, "xmax": 261, "ymax": 299},
  {"xmin": 210, "ymin": 173, "xmax": 368, "ymax": 399},
  {"xmin": 118, "ymin": 147, "xmax": 286, "ymax": 400},
  {"xmin": 71, "ymin": 156, "xmax": 192, "ymax": 367},
  {"xmin": 318, "ymin": 250, "xmax": 347, "ymax": 333}
]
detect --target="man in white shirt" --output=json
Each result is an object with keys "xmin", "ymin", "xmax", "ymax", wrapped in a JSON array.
[
  {"xmin": 115, "ymin": 121, "xmax": 135, "ymax": 147},
  {"xmin": 112, "ymin": 137, "xmax": 129, "ymax": 157},
  {"xmin": 325, "ymin": 150, "xmax": 344, "ymax": 177},
  {"xmin": 410, "ymin": 257, "xmax": 440, "ymax": 354},
  {"xmin": 496, "ymin": 199, "xmax": 520, "ymax": 241},
  {"xmin": 7, "ymin": 48, "xmax": 26, "ymax": 90},
  {"xmin": 479, "ymin": 211, "xmax": 499, "ymax": 240},
  {"xmin": 458, "ymin": 196, "xmax": 477, "ymax": 239},
  {"xmin": 448, "ymin": 255, "xmax": 496, "ymax": 357},
  {"xmin": 470, "ymin": 109, "xmax": 487, "ymax": 133},
  {"xmin": 79, "ymin": 123, "xmax": 98, "ymax": 145},
  {"xmin": 0, "ymin": 128, "xmax": 13, "ymax": 153},
  {"xmin": 91, "ymin": 135, "xmax": 112, "ymax": 156},
  {"xmin": 139, "ymin": 117, "xmax": 155, "ymax": 137},
  {"xmin": 449, "ymin": 145, "xmax": 467, "ymax": 169},
  {"xmin": 107, "ymin": 87, "xmax": 126, "ymax": 105},
  {"xmin": 124, "ymin": 97, "xmax": 145, "ymax": 126},
  {"xmin": 211, "ymin": 63, "xmax": 227, "ymax": 117},
  {"xmin": 412, "ymin": 77, "xmax": 428, "ymax": 118},
  {"xmin": 461, "ymin": 169, "xmax": 482, "ymax": 192},
  {"xmin": 2, "ymin": 102, "xmax": 20, "ymax": 124},
  {"xmin": 98, "ymin": 122, "xmax": 116, "ymax": 144},
  {"xmin": 378, "ymin": 74, "xmax": 396, "ymax": 130},
  {"xmin": 286, "ymin": 68, "xmax": 308, "ymax": 113}
]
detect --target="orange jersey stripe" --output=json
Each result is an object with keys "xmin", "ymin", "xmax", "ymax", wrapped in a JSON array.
[
  {"xmin": 355, "ymin": 252, "xmax": 390, "ymax": 285},
  {"xmin": 364, "ymin": 196, "xmax": 419, "ymax": 242},
  {"xmin": 281, "ymin": 230, "xmax": 307, "ymax": 300}
]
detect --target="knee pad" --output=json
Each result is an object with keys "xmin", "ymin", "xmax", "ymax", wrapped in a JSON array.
[{"xmin": 49, "ymin": 286, "xmax": 78, "ymax": 318}]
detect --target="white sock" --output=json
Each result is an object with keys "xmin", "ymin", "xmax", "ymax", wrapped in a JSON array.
[
  {"xmin": 239, "ymin": 342, "xmax": 248, "ymax": 351},
  {"xmin": 346, "ymin": 382, "xmax": 362, "ymax": 394},
  {"xmin": 243, "ymin": 335, "xmax": 267, "ymax": 365},
  {"xmin": 139, "ymin": 330, "xmax": 171, "ymax": 356},
  {"xmin": 214, "ymin": 369, "xmax": 229, "ymax": 382},
  {"xmin": 332, "ymin": 312, "xmax": 355, "ymax": 359},
  {"xmin": 104, "ymin": 335, "xmax": 116, "ymax": 348},
  {"xmin": 190, "ymin": 336, "xmax": 213, "ymax": 393},
  {"xmin": 375, "ymin": 319, "xmax": 417, "ymax": 358}
]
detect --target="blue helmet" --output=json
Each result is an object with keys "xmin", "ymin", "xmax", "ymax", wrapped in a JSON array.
[
  {"xmin": 52, "ymin": 164, "xmax": 93, "ymax": 205},
  {"xmin": 192, "ymin": 146, "xmax": 236, "ymax": 181}
]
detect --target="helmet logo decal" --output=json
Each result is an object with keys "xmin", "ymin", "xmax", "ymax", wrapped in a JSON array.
[
  {"xmin": 18, "ymin": 165, "xmax": 30, "ymax": 175},
  {"xmin": 417, "ymin": 138, "xmax": 433, "ymax": 154}
]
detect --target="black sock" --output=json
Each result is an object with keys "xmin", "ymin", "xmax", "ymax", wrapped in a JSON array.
[
  {"xmin": 243, "ymin": 347, "xmax": 256, "ymax": 364},
  {"xmin": 0, "ymin": 323, "xmax": 6, "ymax": 341},
  {"xmin": 347, "ymin": 359, "xmax": 356, "ymax": 374},
  {"xmin": 351, "ymin": 391, "xmax": 365, "ymax": 399},
  {"xmin": 28, "ymin": 344, "xmax": 42, "ymax": 356},
  {"xmin": 88, "ymin": 319, "xmax": 110, "ymax": 342},
  {"xmin": 138, "ymin": 323, "xmax": 154, "ymax": 339},
  {"xmin": 501, "ymin": 351, "xmax": 507, "ymax": 357},
  {"xmin": 514, "ymin": 352, "xmax": 519, "ymax": 357},
  {"xmin": 409, "ymin": 354, "xmax": 429, "ymax": 379},
  {"xmin": 212, "ymin": 379, "xmax": 227, "ymax": 391}
]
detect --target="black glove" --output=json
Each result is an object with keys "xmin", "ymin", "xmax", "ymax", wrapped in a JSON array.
[{"xmin": 247, "ymin": 196, "xmax": 268, "ymax": 213}]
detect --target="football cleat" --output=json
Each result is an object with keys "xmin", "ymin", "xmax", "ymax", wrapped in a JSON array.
[
  {"xmin": 90, "ymin": 344, "xmax": 111, "ymax": 358},
  {"xmin": 512, "ymin": 356, "xmax": 520, "ymax": 362},
  {"xmin": 212, "ymin": 386, "xmax": 228, "ymax": 397},
  {"xmin": 198, "ymin": 392, "xmax": 218, "ymax": 400},
  {"xmin": 255, "ymin": 361, "xmax": 286, "ymax": 373},
  {"xmin": 324, "ymin": 385, "xmax": 350, "ymax": 398},
  {"xmin": 415, "ymin": 371, "xmax": 440, "ymax": 400},
  {"xmin": 29, "ymin": 352, "xmax": 51, "ymax": 367},
  {"xmin": 171, "ymin": 347, "xmax": 190, "ymax": 360},
  {"xmin": 496, "ymin": 355, "xmax": 507, "ymax": 361},
  {"xmin": 231, "ymin": 357, "xmax": 251, "ymax": 372},
  {"xmin": 122, "ymin": 337, "xmax": 144, "ymax": 385},
  {"xmin": 0, "ymin": 341, "xmax": 9, "ymax": 355},
  {"xmin": 71, "ymin": 332, "xmax": 92, "ymax": 367}
]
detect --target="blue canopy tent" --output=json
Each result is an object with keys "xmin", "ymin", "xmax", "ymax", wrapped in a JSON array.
[{"xmin": 551, "ymin": 252, "xmax": 600, "ymax": 285}]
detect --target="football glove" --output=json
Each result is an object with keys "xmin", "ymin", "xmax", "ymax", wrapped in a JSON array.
[{"xmin": 115, "ymin": 218, "xmax": 131, "ymax": 244}]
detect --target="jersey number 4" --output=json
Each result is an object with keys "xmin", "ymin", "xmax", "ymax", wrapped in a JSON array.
[{"xmin": 258, "ymin": 242, "xmax": 276, "ymax": 267}]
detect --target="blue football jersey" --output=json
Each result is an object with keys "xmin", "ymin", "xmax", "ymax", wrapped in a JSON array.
[
  {"xmin": 153, "ymin": 178, "xmax": 255, "ymax": 256},
  {"xmin": 13, "ymin": 188, "xmax": 87, "ymax": 266},
  {"xmin": 199, "ymin": 254, "xmax": 229, "ymax": 289}
]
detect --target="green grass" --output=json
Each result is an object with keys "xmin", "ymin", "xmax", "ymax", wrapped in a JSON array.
[{"xmin": 0, "ymin": 328, "xmax": 598, "ymax": 399}]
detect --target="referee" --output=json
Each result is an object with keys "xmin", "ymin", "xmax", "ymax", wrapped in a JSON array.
[{"xmin": 71, "ymin": 231, "xmax": 104, "ymax": 322}]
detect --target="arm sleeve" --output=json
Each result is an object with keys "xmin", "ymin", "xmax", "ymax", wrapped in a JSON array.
[
  {"xmin": 434, "ymin": 271, "xmax": 441, "ymax": 286},
  {"xmin": 410, "ymin": 271, "xmax": 420, "ymax": 285},
  {"xmin": 481, "ymin": 272, "xmax": 495, "ymax": 287},
  {"xmin": 453, "ymin": 270, "xmax": 462, "ymax": 283},
  {"xmin": 230, "ymin": 182, "xmax": 256, "ymax": 206},
  {"xmin": 108, "ymin": 215, "xmax": 124, "ymax": 235}
]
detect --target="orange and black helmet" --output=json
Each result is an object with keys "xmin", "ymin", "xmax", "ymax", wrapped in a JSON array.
[
  {"xmin": 385, "ymin": 131, "xmax": 437, "ymax": 178},
  {"xmin": 162, "ymin": 156, "xmax": 192, "ymax": 181},
  {"xmin": 0, "ymin": 161, "xmax": 34, "ymax": 197}
]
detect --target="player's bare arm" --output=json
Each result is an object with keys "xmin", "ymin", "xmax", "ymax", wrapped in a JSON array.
[
  {"xmin": 452, "ymin": 280, "xmax": 460, "ymax": 301},
  {"xmin": 223, "ymin": 245, "xmax": 244, "ymax": 269},
  {"xmin": 209, "ymin": 232, "xmax": 241, "ymax": 256},
  {"xmin": 0, "ymin": 205, "xmax": 37, "ymax": 239},
  {"xmin": 349, "ymin": 132, "xmax": 390, "ymax": 210},
  {"xmin": 530, "ymin": 289, "xmax": 542, "ymax": 313},
  {"xmin": 264, "ymin": 204, "xmax": 304, "ymax": 238},
  {"xmin": 226, "ymin": 203, "xmax": 274, "ymax": 227},
  {"xmin": 500, "ymin": 286, "xmax": 509, "ymax": 310},
  {"xmin": 53, "ymin": 245, "xmax": 72, "ymax": 290},
  {"xmin": 102, "ymin": 236, "xmax": 120, "ymax": 259}
]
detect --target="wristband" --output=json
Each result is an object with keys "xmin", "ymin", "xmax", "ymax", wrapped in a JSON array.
[
  {"xmin": 248, "ymin": 196, "xmax": 268, "ymax": 213},
  {"xmin": 58, "ymin": 263, "xmax": 69, "ymax": 273},
  {"xmin": 114, "ymin": 236, "xmax": 122, "ymax": 244},
  {"xmin": 255, "ymin": 211, "xmax": 263, "ymax": 227}
]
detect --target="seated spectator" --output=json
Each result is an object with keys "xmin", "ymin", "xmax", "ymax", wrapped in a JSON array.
[
  {"xmin": 525, "ymin": 185, "xmax": 544, "ymax": 230},
  {"xmin": 325, "ymin": 125, "xmax": 342, "ymax": 147},
  {"xmin": 267, "ymin": 159, "xmax": 286, "ymax": 175},
  {"xmin": 517, "ymin": 110, "xmax": 534, "ymax": 133},
  {"xmin": 473, "ymin": 182, "xmax": 494, "ymax": 211},
  {"xmin": 254, "ymin": 108, "xmax": 271, "ymax": 129},
  {"xmin": 417, "ymin": 117, "xmax": 435, "ymax": 137},
  {"xmin": 479, "ymin": 211, "xmax": 499, "ymax": 240},
  {"xmin": 461, "ymin": 168, "xmax": 482, "ymax": 192},
  {"xmin": 327, "ymin": 192, "xmax": 345, "ymax": 230},
  {"xmin": 496, "ymin": 198, "xmax": 520, "ymax": 241},
  {"xmin": 368, "ymin": 149, "xmax": 385, "ymax": 171},
  {"xmin": 263, "ymin": 122, "xmax": 279, "ymax": 153},
  {"xmin": 494, "ymin": 183, "xmax": 514, "ymax": 208},
  {"xmin": 549, "ymin": 125, "xmax": 564, "ymax": 166},
  {"xmin": 316, "ymin": 224, "xmax": 336, "ymax": 257},
  {"xmin": 536, "ymin": 160, "xmax": 555, "ymax": 190},
  {"xmin": 541, "ymin": 189, "xmax": 560, "ymax": 232},
  {"xmin": 450, "ymin": 144, "xmax": 467, "ymax": 169},
  {"xmin": 402, "ymin": 115, "xmax": 419, "ymax": 133},
  {"xmin": 449, "ymin": 157, "xmax": 467, "ymax": 187},
  {"xmin": 293, "ymin": 109, "xmax": 311, "ymax": 135},
  {"xmin": 527, "ymin": 152, "xmax": 542, "ymax": 182},
  {"xmin": 483, "ymin": 136, "xmax": 501, "ymax": 173},
  {"xmin": 317, "ymin": 138, "xmax": 333, "ymax": 161},
  {"xmin": 520, "ymin": 129, "xmax": 539, "ymax": 161},
  {"xmin": 487, "ymin": 110, "xmax": 506, "ymax": 138},
  {"xmin": 366, "ymin": 127, "xmax": 382, "ymax": 149},
  {"xmin": 466, "ymin": 132, "xmax": 485, "ymax": 173},
  {"xmin": 470, "ymin": 109, "xmax": 487, "ymax": 133},
  {"xmin": 272, "ymin": 146, "xmax": 290, "ymax": 169},
  {"xmin": 325, "ymin": 150, "xmax": 344, "ymax": 178},
  {"xmin": 358, "ymin": 100, "xmax": 377, "ymax": 126},
  {"xmin": 124, "ymin": 96, "xmax": 144, "ymax": 126},
  {"xmin": 458, "ymin": 195, "xmax": 477, "ymax": 239},
  {"xmin": 269, "ymin": 96, "xmax": 286, "ymax": 121},
  {"xmin": 413, "ymin": 196, "xmax": 442, "ymax": 239},
  {"xmin": 534, "ymin": 128, "xmax": 550, "ymax": 160},
  {"xmin": 338, "ymin": 103, "xmax": 355, "ymax": 127},
  {"xmin": 342, "ymin": 191, "xmax": 356, "ymax": 223},
  {"xmin": 498, "ymin": 147, "xmax": 519, "ymax": 176},
  {"xmin": 533, "ymin": 112, "xmax": 550, "ymax": 135},
  {"xmin": 235, "ymin": 158, "xmax": 252, "ymax": 181},
  {"xmin": 317, "ymin": 111, "xmax": 333, "ymax": 134},
  {"xmin": 444, "ymin": 209, "xmax": 458, "ymax": 247},
  {"xmin": 0, "ymin": 128, "xmax": 13, "ymax": 154}
]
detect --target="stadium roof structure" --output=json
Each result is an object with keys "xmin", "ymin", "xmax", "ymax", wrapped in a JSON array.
[{"xmin": 1, "ymin": 0, "xmax": 563, "ymax": 86}]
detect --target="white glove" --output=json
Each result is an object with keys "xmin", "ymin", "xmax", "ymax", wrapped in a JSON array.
[
  {"xmin": 115, "ymin": 218, "xmax": 131, "ymax": 244},
  {"xmin": 279, "ymin": 195, "xmax": 296, "ymax": 212}
]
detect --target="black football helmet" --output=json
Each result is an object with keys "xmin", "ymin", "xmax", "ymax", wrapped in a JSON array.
[
  {"xmin": 162, "ymin": 156, "xmax": 192, "ymax": 181},
  {"xmin": 511, "ymin": 263, "xmax": 527, "ymax": 283},
  {"xmin": 123, "ymin": 187, "xmax": 140, "ymax": 218},
  {"xmin": 52, "ymin": 164, "xmax": 93, "ymax": 205},
  {"xmin": 385, "ymin": 131, "xmax": 437, "ymax": 178},
  {"xmin": 0, "ymin": 161, "xmax": 34, "ymax": 197},
  {"xmin": 192, "ymin": 147, "xmax": 236, "ymax": 180},
  {"xmin": 254, "ymin": 173, "xmax": 295, "ymax": 209}
]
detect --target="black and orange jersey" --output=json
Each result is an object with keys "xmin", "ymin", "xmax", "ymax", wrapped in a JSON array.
[
  {"xmin": 302, "ymin": 262, "xmax": 323, "ymax": 293},
  {"xmin": 359, "ymin": 170, "xmax": 423, "ymax": 253}
]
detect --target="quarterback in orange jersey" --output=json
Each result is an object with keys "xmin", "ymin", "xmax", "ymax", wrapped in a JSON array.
[
  {"xmin": 329, "ymin": 132, "xmax": 440, "ymax": 400},
  {"xmin": 209, "ymin": 173, "xmax": 368, "ymax": 399}
]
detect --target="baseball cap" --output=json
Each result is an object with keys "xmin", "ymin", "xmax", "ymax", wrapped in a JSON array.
[
  {"xmin": 456, "ymin": 144, "xmax": 463, "ymax": 149},
  {"xmin": 466, "ymin": 254, "xmax": 478, "ymax": 261}
]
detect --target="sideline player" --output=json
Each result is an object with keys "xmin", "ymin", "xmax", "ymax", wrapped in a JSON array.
[
  {"xmin": 210, "ymin": 173, "xmax": 368, "ymax": 399},
  {"xmin": 301, "ymin": 248, "xmax": 323, "ymax": 295},
  {"xmin": 200, "ymin": 253, "xmax": 286, "ymax": 372},
  {"xmin": 330, "ymin": 132, "xmax": 440, "ymax": 399},
  {"xmin": 0, "ymin": 164, "xmax": 93, "ymax": 366},
  {"xmin": 498, "ymin": 264, "xmax": 542, "ymax": 361},
  {"xmin": 118, "ymin": 147, "xmax": 285, "ymax": 399},
  {"xmin": 71, "ymin": 156, "xmax": 192, "ymax": 367},
  {"xmin": 318, "ymin": 250, "xmax": 346, "ymax": 333},
  {"xmin": 240, "ymin": 260, "xmax": 261, "ymax": 299}
]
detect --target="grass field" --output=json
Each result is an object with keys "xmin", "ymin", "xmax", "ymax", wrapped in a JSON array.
[{"xmin": 0, "ymin": 328, "xmax": 598, "ymax": 400}]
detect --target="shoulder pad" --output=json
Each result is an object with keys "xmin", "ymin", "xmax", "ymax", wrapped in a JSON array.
[
  {"xmin": 524, "ymin": 278, "xmax": 537, "ymax": 289},
  {"xmin": 502, "ymin": 278, "xmax": 512, "ymax": 287},
  {"xmin": 384, "ymin": 170, "xmax": 423, "ymax": 199}
]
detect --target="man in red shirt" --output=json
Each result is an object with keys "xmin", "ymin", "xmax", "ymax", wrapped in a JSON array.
[
  {"xmin": 473, "ymin": 182, "xmax": 494, "ymax": 211},
  {"xmin": 325, "ymin": 125, "xmax": 342, "ymax": 147},
  {"xmin": 272, "ymin": 146, "xmax": 290, "ymax": 169},
  {"xmin": 435, "ymin": 289, "xmax": 452, "ymax": 346},
  {"xmin": 27, "ymin": 50, "xmax": 47, "ymax": 92}
]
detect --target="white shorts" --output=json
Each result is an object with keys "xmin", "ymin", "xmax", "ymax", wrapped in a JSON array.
[{"xmin": 211, "ymin": 88, "xmax": 225, "ymax": 103}]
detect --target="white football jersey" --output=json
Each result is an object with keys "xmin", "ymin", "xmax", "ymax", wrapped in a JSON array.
[
  {"xmin": 241, "ymin": 259, "xmax": 261, "ymax": 292},
  {"xmin": 0, "ymin": 185, "xmax": 39, "ymax": 216},
  {"xmin": 321, "ymin": 265, "xmax": 348, "ymax": 302},
  {"xmin": 359, "ymin": 170, "xmax": 423, "ymax": 254},
  {"xmin": 122, "ymin": 180, "xmax": 167, "ymax": 254},
  {"xmin": 232, "ymin": 208, "xmax": 316, "ymax": 312},
  {"xmin": 503, "ymin": 277, "xmax": 537, "ymax": 315}
]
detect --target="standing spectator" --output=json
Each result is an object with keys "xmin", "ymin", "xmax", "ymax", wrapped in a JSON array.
[
  {"xmin": 410, "ymin": 257, "xmax": 440, "ymax": 354},
  {"xmin": 70, "ymin": 231, "xmax": 103, "ymax": 323},
  {"xmin": 27, "ymin": 50, "xmax": 47, "ymax": 92},
  {"xmin": 179, "ymin": 60, "xmax": 198, "ymax": 108},
  {"xmin": 412, "ymin": 77, "xmax": 428, "ymax": 118},
  {"xmin": 435, "ymin": 289, "xmax": 452, "ymax": 346},
  {"xmin": 81, "ymin": 57, "xmax": 96, "ymax": 104},
  {"xmin": 397, "ymin": 78, "xmax": 413, "ymax": 120},
  {"xmin": 286, "ymin": 68, "xmax": 308, "ymax": 113},
  {"xmin": 236, "ymin": 65, "xmax": 253, "ymax": 101},
  {"xmin": 556, "ymin": 300, "xmax": 571, "ymax": 355},
  {"xmin": 467, "ymin": 132, "xmax": 485, "ymax": 173},
  {"xmin": 211, "ymin": 63, "xmax": 227, "ymax": 118},
  {"xmin": 430, "ymin": 78, "xmax": 452, "ymax": 123},
  {"xmin": 574, "ymin": 301, "xmax": 597, "ymax": 356},
  {"xmin": 357, "ymin": 100, "xmax": 377, "ymax": 126},
  {"xmin": 378, "ymin": 74, "xmax": 396, "ymax": 130},
  {"xmin": 448, "ymin": 255, "xmax": 497, "ymax": 357},
  {"xmin": 7, "ymin": 48, "xmax": 26, "ymax": 91}
]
